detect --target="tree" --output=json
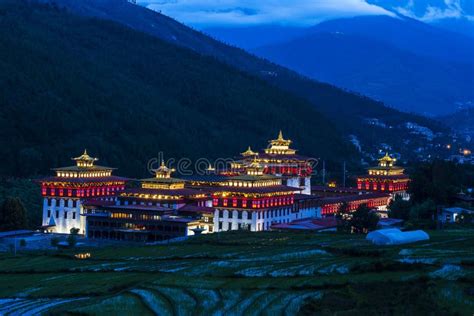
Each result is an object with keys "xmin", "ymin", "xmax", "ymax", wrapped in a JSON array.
[
  {"xmin": 70, "ymin": 228, "xmax": 80, "ymax": 235},
  {"xmin": 67, "ymin": 227, "xmax": 80, "ymax": 247},
  {"xmin": 409, "ymin": 199, "xmax": 436, "ymax": 221},
  {"xmin": 0, "ymin": 197, "xmax": 28, "ymax": 231},
  {"xmin": 408, "ymin": 161, "xmax": 473, "ymax": 205},
  {"xmin": 336, "ymin": 202, "xmax": 351, "ymax": 232},
  {"xmin": 388, "ymin": 196, "xmax": 412, "ymax": 220},
  {"xmin": 350, "ymin": 204, "xmax": 379, "ymax": 234}
]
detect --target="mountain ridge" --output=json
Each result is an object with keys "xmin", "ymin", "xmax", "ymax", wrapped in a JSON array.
[
  {"xmin": 0, "ymin": 0, "xmax": 354, "ymax": 177},
  {"xmin": 253, "ymin": 27, "xmax": 474, "ymax": 115},
  {"xmin": 30, "ymin": 0, "xmax": 448, "ymax": 157}
]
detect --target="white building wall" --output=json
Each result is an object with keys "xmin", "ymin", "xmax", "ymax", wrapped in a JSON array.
[
  {"xmin": 303, "ymin": 177, "xmax": 311, "ymax": 195},
  {"xmin": 42, "ymin": 197, "xmax": 83, "ymax": 234},
  {"xmin": 286, "ymin": 176, "xmax": 311, "ymax": 195},
  {"xmin": 292, "ymin": 206, "xmax": 321, "ymax": 220},
  {"xmin": 286, "ymin": 177, "xmax": 300, "ymax": 190},
  {"xmin": 215, "ymin": 207, "xmax": 298, "ymax": 232},
  {"xmin": 392, "ymin": 191, "xmax": 410, "ymax": 201}
]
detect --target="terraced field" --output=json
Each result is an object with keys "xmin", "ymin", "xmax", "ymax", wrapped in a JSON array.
[{"xmin": 0, "ymin": 230, "xmax": 473, "ymax": 315}]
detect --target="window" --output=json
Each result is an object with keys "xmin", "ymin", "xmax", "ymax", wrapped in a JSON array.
[
  {"xmin": 72, "ymin": 212, "xmax": 76, "ymax": 220},
  {"xmin": 47, "ymin": 210, "xmax": 51, "ymax": 217},
  {"xmin": 56, "ymin": 211, "xmax": 59, "ymax": 218},
  {"xmin": 64, "ymin": 211, "xmax": 68, "ymax": 219}
]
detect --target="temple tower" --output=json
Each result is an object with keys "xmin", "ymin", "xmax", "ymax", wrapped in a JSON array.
[{"xmin": 39, "ymin": 150, "xmax": 127, "ymax": 234}]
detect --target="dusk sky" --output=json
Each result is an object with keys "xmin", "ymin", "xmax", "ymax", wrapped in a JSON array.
[
  {"xmin": 139, "ymin": 0, "xmax": 473, "ymax": 27},
  {"xmin": 139, "ymin": 0, "xmax": 395, "ymax": 27}
]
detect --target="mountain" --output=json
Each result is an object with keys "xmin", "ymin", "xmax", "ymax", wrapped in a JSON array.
[
  {"xmin": 308, "ymin": 15, "xmax": 474, "ymax": 65},
  {"xmin": 431, "ymin": 18, "xmax": 474, "ymax": 38},
  {"xmin": 366, "ymin": 0, "xmax": 474, "ymax": 38},
  {"xmin": 203, "ymin": 25, "xmax": 306, "ymax": 50},
  {"xmin": 253, "ymin": 23, "xmax": 474, "ymax": 115},
  {"xmin": 0, "ymin": 0, "xmax": 353, "ymax": 177},
  {"xmin": 29, "ymin": 0, "xmax": 448, "ymax": 162},
  {"xmin": 438, "ymin": 108, "xmax": 474, "ymax": 139}
]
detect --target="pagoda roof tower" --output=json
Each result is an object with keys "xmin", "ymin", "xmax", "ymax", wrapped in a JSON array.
[
  {"xmin": 51, "ymin": 150, "xmax": 116, "ymax": 178},
  {"xmin": 368, "ymin": 153, "xmax": 404, "ymax": 176},
  {"xmin": 241, "ymin": 146, "xmax": 258, "ymax": 157},
  {"xmin": 141, "ymin": 159, "xmax": 185, "ymax": 189},
  {"xmin": 264, "ymin": 130, "xmax": 296, "ymax": 155}
]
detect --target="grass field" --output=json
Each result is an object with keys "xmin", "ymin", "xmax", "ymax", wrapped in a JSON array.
[{"xmin": 0, "ymin": 229, "xmax": 473, "ymax": 315}]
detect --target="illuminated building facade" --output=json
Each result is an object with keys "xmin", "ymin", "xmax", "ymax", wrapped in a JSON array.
[
  {"xmin": 210, "ymin": 158, "xmax": 318, "ymax": 232},
  {"xmin": 39, "ymin": 134, "xmax": 399, "ymax": 241},
  {"xmin": 230, "ymin": 131, "xmax": 313, "ymax": 195},
  {"xmin": 357, "ymin": 153, "xmax": 410, "ymax": 199},
  {"xmin": 320, "ymin": 193, "xmax": 391, "ymax": 216},
  {"xmin": 83, "ymin": 160, "xmax": 213, "ymax": 241},
  {"xmin": 39, "ymin": 150, "xmax": 127, "ymax": 234}
]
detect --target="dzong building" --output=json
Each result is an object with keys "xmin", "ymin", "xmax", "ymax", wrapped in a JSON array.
[{"xmin": 39, "ymin": 150, "xmax": 127, "ymax": 234}]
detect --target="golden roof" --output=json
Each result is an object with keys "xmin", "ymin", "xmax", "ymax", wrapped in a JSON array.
[
  {"xmin": 72, "ymin": 149, "xmax": 98, "ymax": 167},
  {"xmin": 374, "ymin": 153, "xmax": 401, "ymax": 170},
  {"xmin": 264, "ymin": 130, "xmax": 296, "ymax": 155},
  {"xmin": 241, "ymin": 146, "xmax": 258, "ymax": 157},
  {"xmin": 155, "ymin": 160, "xmax": 175, "ymax": 179},
  {"xmin": 205, "ymin": 163, "xmax": 216, "ymax": 172},
  {"xmin": 269, "ymin": 130, "xmax": 292, "ymax": 146},
  {"xmin": 378, "ymin": 153, "xmax": 396, "ymax": 163}
]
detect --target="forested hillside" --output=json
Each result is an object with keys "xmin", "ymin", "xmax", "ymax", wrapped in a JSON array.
[
  {"xmin": 0, "ymin": 1, "xmax": 354, "ymax": 177},
  {"xmin": 34, "ymin": 0, "xmax": 448, "ymax": 159}
]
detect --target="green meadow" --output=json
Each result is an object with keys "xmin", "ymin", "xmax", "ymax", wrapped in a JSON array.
[{"xmin": 0, "ymin": 230, "xmax": 473, "ymax": 315}]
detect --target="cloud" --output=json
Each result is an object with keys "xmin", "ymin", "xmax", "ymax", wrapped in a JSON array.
[
  {"xmin": 138, "ymin": 0, "xmax": 395, "ymax": 27},
  {"xmin": 394, "ymin": 0, "xmax": 473, "ymax": 22}
]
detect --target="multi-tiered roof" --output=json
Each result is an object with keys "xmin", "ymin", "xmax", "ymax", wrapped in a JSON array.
[
  {"xmin": 357, "ymin": 153, "xmax": 410, "ymax": 193},
  {"xmin": 52, "ymin": 150, "xmax": 115, "ymax": 178},
  {"xmin": 121, "ymin": 159, "xmax": 206, "ymax": 203},
  {"xmin": 367, "ymin": 153, "xmax": 405, "ymax": 176},
  {"xmin": 39, "ymin": 150, "xmax": 127, "ymax": 197},
  {"xmin": 231, "ymin": 131, "xmax": 313, "ymax": 177},
  {"xmin": 263, "ymin": 130, "xmax": 296, "ymax": 155}
]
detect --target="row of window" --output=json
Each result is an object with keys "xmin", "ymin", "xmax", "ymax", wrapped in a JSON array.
[
  {"xmin": 213, "ymin": 197, "xmax": 294, "ymax": 209},
  {"xmin": 88, "ymin": 220, "xmax": 186, "ymax": 232},
  {"xmin": 218, "ymin": 218, "xmax": 291, "ymax": 231},
  {"xmin": 118, "ymin": 200, "xmax": 178, "ymax": 209},
  {"xmin": 357, "ymin": 181, "xmax": 408, "ymax": 191},
  {"xmin": 46, "ymin": 199, "xmax": 78, "ymax": 208},
  {"xmin": 215, "ymin": 208, "xmax": 291, "ymax": 220},
  {"xmin": 47, "ymin": 210, "xmax": 76, "ymax": 220},
  {"xmin": 218, "ymin": 222, "xmax": 251, "ymax": 231},
  {"xmin": 42, "ymin": 186, "xmax": 124, "ymax": 197},
  {"xmin": 110, "ymin": 212, "xmax": 162, "ymax": 221}
]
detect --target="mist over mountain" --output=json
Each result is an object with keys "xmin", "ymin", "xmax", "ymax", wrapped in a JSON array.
[
  {"xmin": 308, "ymin": 15, "xmax": 474, "ymax": 65},
  {"xmin": 202, "ymin": 15, "xmax": 474, "ymax": 115},
  {"xmin": 1, "ymin": 0, "xmax": 457, "ymax": 181},
  {"xmin": 253, "ymin": 16, "xmax": 474, "ymax": 115},
  {"xmin": 0, "ymin": 0, "xmax": 354, "ymax": 177},
  {"xmin": 367, "ymin": 0, "xmax": 474, "ymax": 38}
]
